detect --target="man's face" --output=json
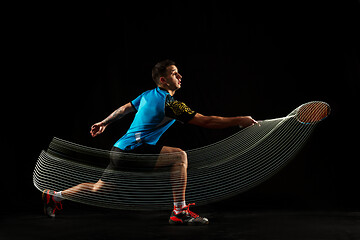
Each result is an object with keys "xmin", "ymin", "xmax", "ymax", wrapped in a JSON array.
[{"xmin": 163, "ymin": 65, "xmax": 182, "ymax": 91}]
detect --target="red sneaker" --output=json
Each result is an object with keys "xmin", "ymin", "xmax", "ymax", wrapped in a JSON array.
[
  {"xmin": 169, "ymin": 203, "xmax": 209, "ymax": 225},
  {"xmin": 42, "ymin": 189, "xmax": 63, "ymax": 218}
]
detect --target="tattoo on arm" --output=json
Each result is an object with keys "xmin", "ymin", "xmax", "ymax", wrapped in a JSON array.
[{"xmin": 101, "ymin": 106, "xmax": 125, "ymax": 126}]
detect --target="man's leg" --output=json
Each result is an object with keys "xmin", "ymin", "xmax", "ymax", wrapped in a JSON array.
[
  {"xmin": 155, "ymin": 146, "xmax": 188, "ymax": 204},
  {"xmin": 42, "ymin": 179, "xmax": 109, "ymax": 218},
  {"xmin": 61, "ymin": 179, "xmax": 107, "ymax": 199},
  {"xmin": 156, "ymin": 146, "xmax": 208, "ymax": 225}
]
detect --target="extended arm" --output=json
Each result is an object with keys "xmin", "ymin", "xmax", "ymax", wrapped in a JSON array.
[
  {"xmin": 188, "ymin": 113, "xmax": 258, "ymax": 129},
  {"xmin": 90, "ymin": 102, "xmax": 135, "ymax": 137}
]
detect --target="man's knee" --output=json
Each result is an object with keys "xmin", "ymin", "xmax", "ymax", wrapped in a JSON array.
[
  {"xmin": 173, "ymin": 149, "xmax": 188, "ymax": 169},
  {"xmin": 158, "ymin": 146, "xmax": 188, "ymax": 169}
]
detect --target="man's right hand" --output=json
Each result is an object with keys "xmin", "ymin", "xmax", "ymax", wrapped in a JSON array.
[
  {"xmin": 238, "ymin": 116, "xmax": 259, "ymax": 128},
  {"xmin": 90, "ymin": 122, "xmax": 107, "ymax": 137}
]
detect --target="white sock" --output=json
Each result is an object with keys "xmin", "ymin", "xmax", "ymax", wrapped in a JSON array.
[
  {"xmin": 53, "ymin": 191, "xmax": 64, "ymax": 202},
  {"xmin": 174, "ymin": 201, "xmax": 186, "ymax": 214}
]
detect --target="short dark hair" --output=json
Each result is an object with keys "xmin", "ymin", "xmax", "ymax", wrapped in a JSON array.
[{"xmin": 152, "ymin": 59, "xmax": 175, "ymax": 85}]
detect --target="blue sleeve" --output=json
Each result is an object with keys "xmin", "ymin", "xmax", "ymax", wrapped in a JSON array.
[{"xmin": 131, "ymin": 93, "xmax": 143, "ymax": 111}]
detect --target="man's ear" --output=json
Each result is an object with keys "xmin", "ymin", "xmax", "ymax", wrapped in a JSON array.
[{"xmin": 159, "ymin": 76, "xmax": 167, "ymax": 85}]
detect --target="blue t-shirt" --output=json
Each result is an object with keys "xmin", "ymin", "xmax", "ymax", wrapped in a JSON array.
[{"xmin": 114, "ymin": 87, "xmax": 196, "ymax": 151}]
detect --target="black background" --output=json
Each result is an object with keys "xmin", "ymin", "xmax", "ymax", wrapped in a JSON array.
[{"xmin": 4, "ymin": 1, "xmax": 359, "ymax": 213}]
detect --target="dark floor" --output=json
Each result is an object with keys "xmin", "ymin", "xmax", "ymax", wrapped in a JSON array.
[{"xmin": 2, "ymin": 205, "xmax": 359, "ymax": 240}]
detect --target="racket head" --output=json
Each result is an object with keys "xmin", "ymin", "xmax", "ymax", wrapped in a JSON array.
[{"xmin": 296, "ymin": 101, "xmax": 331, "ymax": 124}]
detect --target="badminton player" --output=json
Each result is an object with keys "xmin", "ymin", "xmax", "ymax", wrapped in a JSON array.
[{"xmin": 42, "ymin": 59, "xmax": 258, "ymax": 225}]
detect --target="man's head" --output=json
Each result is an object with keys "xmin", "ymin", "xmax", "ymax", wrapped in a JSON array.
[{"xmin": 152, "ymin": 59, "xmax": 182, "ymax": 92}]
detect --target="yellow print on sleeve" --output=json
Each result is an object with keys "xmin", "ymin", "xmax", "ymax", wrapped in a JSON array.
[{"xmin": 167, "ymin": 100, "xmax": 195, "ymax": 116}]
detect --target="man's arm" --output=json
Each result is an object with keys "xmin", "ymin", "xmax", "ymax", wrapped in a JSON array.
[
  {"xmin": 101, "ymin": 102, "xmax": 135, "ymax": 126},
  {"xmin": 188, "ymin": 113, "xmax": 258, "ymax": 129},
  {"xmin": 90, "ymin": 102, "xmax": 135, "ymax": 137}
]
